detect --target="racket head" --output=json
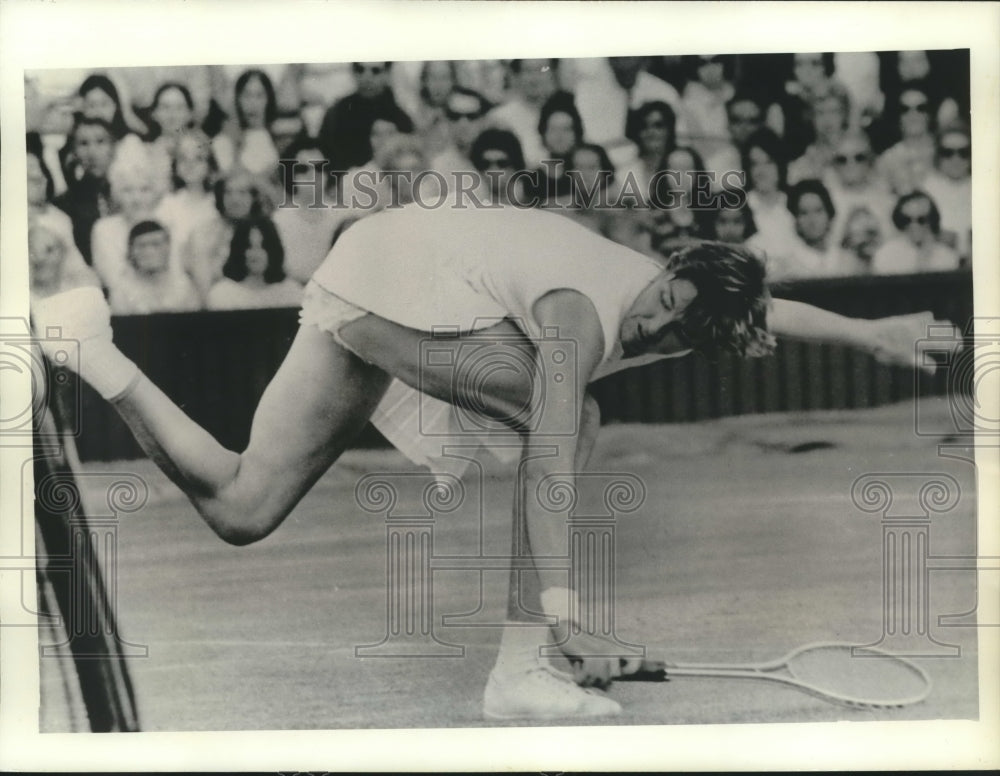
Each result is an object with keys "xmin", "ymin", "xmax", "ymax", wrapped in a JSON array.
[{"xmin": 781, "ymin": 641, "xmax": 933, "ymax": 709}]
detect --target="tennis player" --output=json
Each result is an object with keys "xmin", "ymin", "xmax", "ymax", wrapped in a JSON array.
[{"xmin": 32, "ymin": 202, "xmax": 944, "ymax": 719}]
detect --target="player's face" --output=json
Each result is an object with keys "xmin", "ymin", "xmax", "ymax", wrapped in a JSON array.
[{"xmin": 620, "ymin": 274, "xmax": 698, "ymax": 358}]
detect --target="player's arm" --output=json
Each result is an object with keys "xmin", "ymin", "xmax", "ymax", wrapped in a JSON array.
[
  {"xmin": 521, "ymin": 292, "xmax": 643, "ymax": 686},
  {"xmin": 520, "ymin": 289, "xmax": 604, "ymax": 589},
  {"xmin": 769, "ymin": 298, "xmax": 956, "ymax": 374}
]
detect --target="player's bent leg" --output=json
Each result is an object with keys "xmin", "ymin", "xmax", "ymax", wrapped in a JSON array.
[{"xmin": 114, "ymin": 325, "xmax": 392, "ymax": 545}]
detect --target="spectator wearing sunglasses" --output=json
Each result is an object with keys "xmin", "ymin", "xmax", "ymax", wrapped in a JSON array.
[
  {"xmin": 872, "ymin": 191, "xmax": 959, "ymax": 274},
  {"xmin": 823, "ymin": 130, "xmax": 894, "ymax": 253},
  {"xmin": 921, "ymin": 126, "xmax": 971, "ymax": 261},
  {"xmin": 703, "ymin": 93, "xmax": 764, "ymax": 191},
  {"xmin": 317, "ymin": 62, "xmax": 408, "ymax": 171},
  {"xmin": 469, "ymin": 128, "xmax": 527, "ymax": 206},
  {"xmin": 430, "ymin": 87, "xmax": 492, "ymax": 178},
  {"xmin": 486, "ymin": 59, "xmax": 566, "ymax": 171},
  {"xmin": 876, "ymin": 84, "xmax": 936, "ymax": 196}
]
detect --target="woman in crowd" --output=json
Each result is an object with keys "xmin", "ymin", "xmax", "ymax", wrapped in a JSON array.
[
  {"xmin": 108, "ymin": 220, "xmax": 201, "ymax": 315},
  {"xmin": 212, "ymin": 69, "xmax": 281, "ymax": 178},
  {"xmin": 470, "ymin": 128, "xmax": 528, "ymax": 206},
  {"xmin": 822, "ymin": 129, "xmax": 894, "ymax": 250},
  {"xmin": 771, "ymin": 52, "xmax": 840, "ymax": 161},
  {"xmin": 156, "ymin": 129, "xmax": 219, "ymax": 264},
  {"xmin": 78, "ymin": 74, "xmax": 136, "ymax": 140},
  {"xmin": 561, "ymin": 142, "xmax": 646, "ymax": 255},
  {"xmin": 621, "ymin": 100, "xmax": 676, "ymax": 206},
  {"xmin": 529, "ymin": 93, "xmax": 585, "ymax": 207},
  {"xmin": 679, "ymin": 54, "xmax": 735, "ymax": 163},
  {"xmin": 339, "ymin": 105, "xmax": 416, "ymax": 212},
  {"xmin": 876, "ymin": 83, "xmax": 936, "ymax": 196},
  {"xmin": 411, "ymin": 60, "xmax": 457, "ymax": 160},
  {"xmin": 710, "ymin": 200, "xmax": 759, "ymax": 247},
  {"xmin": 836, "ymin": 206, "xmax": 883, "ymax": 276},
  {"xmin": 207, "ymin": 216, "xmax": 303, "ymax": 310},
  {"xmin": 182, "ymin": 168, "xmax": 264, "ymax": 303},
  {"xmin": 787, "ymin": 86, "xmax": 850, "ymax": 185},
  {"xmin": 740, "ymin": 128, "xmax": 798, "ymax": 266},
  {"xmin": 272, "ymin": 136, "xmax": 349, "ymax": 284},
  {"xmin": 872, "ymin": 191, "xmax": 960, "ymax": 274},
  {"xmin": 921, "ymin": 125, "xmax": 971, "ymax": 262},
  {"xmin": 90, "ymin": 135, "xmax": 170, "ymax": 294},
  {"xmin": 774, "ymin": 178, "xmax": 838, "ymax": 280},
  {"xmin": 662, "ymin": 144, "xmax": 708, "ymax": 208},
  {"xmin": 145, "ymin": 82, "xmax": 197, "ymax": 169}
]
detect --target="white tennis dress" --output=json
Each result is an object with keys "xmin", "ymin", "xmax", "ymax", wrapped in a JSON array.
[{"xmin": 306, "ymin": 204, "xmax": 679, "ymax": 474}]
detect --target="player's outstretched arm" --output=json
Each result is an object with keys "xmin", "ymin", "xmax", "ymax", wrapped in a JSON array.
[{"xmin": 769, "ymin": 298, "xmax": 958, "ymax": 374}]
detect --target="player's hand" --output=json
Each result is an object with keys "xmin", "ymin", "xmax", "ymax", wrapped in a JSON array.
[
  {"xmin": 550, "ymin": 623, "xmax": 648, "ymax": 689},
  {"xmin": 867, "ymin": 312, "xmax": 961, "ymax": 375}
]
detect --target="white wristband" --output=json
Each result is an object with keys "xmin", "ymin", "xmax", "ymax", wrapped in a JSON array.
[{"xmin": 541, "ymin": 586, "xmax": 579, "ymax": 625}]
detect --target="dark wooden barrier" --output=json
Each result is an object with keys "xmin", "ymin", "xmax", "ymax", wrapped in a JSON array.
[{"xmin": 70, "ymin": 271, "xmax": 973, "ymax": 462}]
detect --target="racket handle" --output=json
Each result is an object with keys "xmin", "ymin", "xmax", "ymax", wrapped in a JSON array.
[{"xmin": 616, "ymin": 658, "xmax": 670, "ymax": 683}]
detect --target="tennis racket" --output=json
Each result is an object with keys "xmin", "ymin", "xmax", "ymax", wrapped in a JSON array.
[{"xmin": 619, "ymin": 642, "xmax": 932, "ymax": 710}]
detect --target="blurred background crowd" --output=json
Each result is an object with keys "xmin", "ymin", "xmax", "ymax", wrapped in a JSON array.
[{"xmin": 25, "ymin": 51, "xmax": 972, "ymax": 315}]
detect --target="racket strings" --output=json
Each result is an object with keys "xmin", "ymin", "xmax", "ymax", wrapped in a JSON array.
[{"xmin": 785, "ymin": 645, "xmax": 930, "ymax": 705}]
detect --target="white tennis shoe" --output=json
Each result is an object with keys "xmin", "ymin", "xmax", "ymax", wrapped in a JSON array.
[{"xmin": 483, "ymin": 661, "xmax": 622, "ymax": 720}]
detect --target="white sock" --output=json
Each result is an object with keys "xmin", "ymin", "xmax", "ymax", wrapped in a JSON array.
[{"xmin": 492, "ymin": 621, "xmax": 549, "ymax": 675}]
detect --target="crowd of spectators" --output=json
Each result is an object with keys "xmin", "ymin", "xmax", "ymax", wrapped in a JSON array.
[{"xmin": 25, "ymin": 51, "xmax": 972, "ymax": 314}]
